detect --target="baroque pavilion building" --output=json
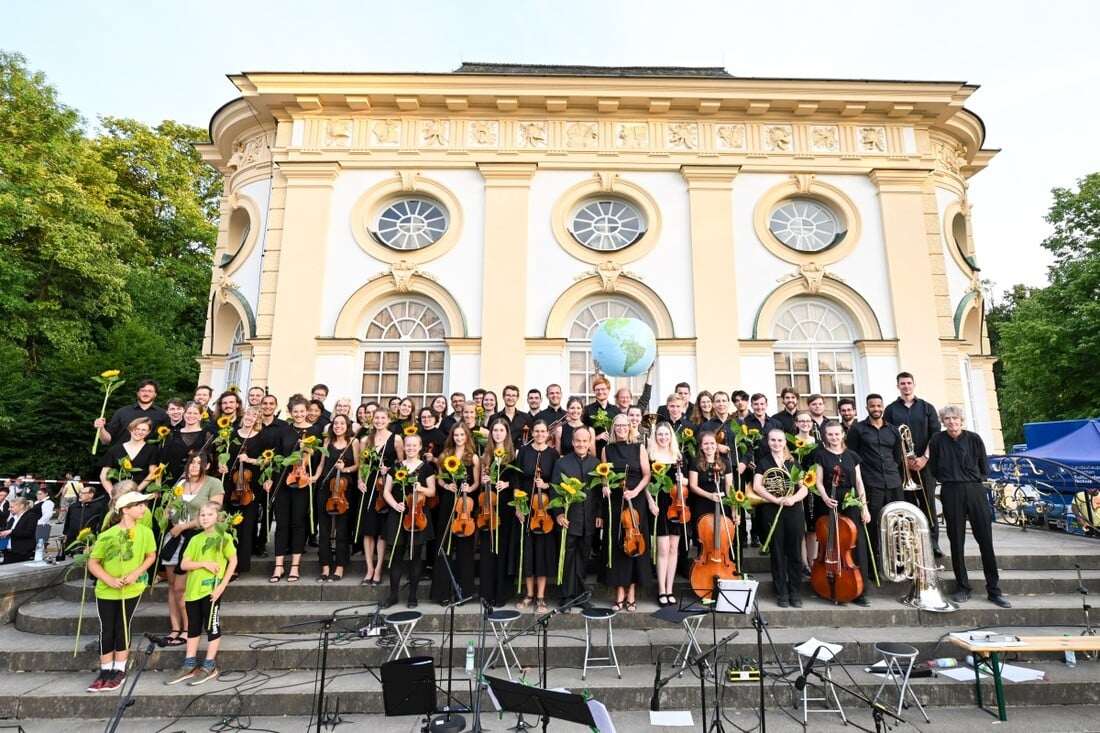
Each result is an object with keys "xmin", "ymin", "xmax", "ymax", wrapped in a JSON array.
[{"xmin": 197, "ymin": 63, "xmax": 1002, "ymax": 449}]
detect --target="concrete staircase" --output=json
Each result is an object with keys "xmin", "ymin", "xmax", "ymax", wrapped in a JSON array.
[{"xmin": 2, "ymin": 522, "xmax": 1099, "ymax": 724}]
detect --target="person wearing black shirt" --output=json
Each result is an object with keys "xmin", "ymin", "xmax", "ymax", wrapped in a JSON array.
[
  {"xmin": 60, "ymin": 487, "xmax": 108, "ymax": 560},
  {"xmin": 838, "ymin": 398, "xmax": 858, "ymax": 434},
  {"xmin": 535, "ymin": 383, "xmax": 566, "ymax": 429},
  {"xmin": 583, "ymin": 376, "xmax": 619, "ymax": 450},
  {"xmin": 93, "ymin": 378, "xmax": 169, "ymax": 446},
  {"xmin": 928, "ymin": 405, "xmax": 1009, "ymax": 608},
  {"xmin": 771, "ymin": 386, "xmax": 800, "ymax": 436},
  {"xmin": 657, "ymin": 382, "xmax": 694, "ymax": 422},
  {"xmin": 550, "ymin": 426, "xmax": 600, "ymax": 609},
  {"xmin": 883, "ymin": 372, "xmax": 943, "ymax": 556},
  {"xmin": 844, "ymin": 394, "xmax": 905, "ymax": 572},
  {"xmin": 492, "ymin": 385, "xmax": 534, "ymax": 445}
]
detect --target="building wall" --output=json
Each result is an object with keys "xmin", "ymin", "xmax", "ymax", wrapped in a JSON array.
[{"xmin": 196, "ymin": 70, "xmax": 1003, "ymax": 449}]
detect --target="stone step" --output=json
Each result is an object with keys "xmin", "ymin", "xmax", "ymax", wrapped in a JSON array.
[{"xmin": 0, "ymin": 651, "xmax": 1098, "ymax": 719}]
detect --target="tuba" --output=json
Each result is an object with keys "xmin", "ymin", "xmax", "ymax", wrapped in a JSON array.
[
  {"xmin": 898, "ymin": 425, "xmax": 923, "ymax": 493},
  {"xmin": 879, "ymin": 501, "xmax": 957, "ymax": 613}
]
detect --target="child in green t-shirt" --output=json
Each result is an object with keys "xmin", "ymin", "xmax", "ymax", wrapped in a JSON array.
[{"xmin": 165, "ymin": 502, "xmax": 237, "ymax": 686}]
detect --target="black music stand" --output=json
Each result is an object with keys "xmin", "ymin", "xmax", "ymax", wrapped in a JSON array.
[
  {"xmin": 484, "ymin": 675, "xmax": 598, "ymax": 733},
  {"xmin": 382, "ymin": 656, "xmax": 438, "ymax": 732}
]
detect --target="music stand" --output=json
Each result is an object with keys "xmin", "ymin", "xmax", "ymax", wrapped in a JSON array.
[
  {"xmin": 690, "ymin": 578, "xmax": 759, "ymax": 733},
  {"xmin": 382, "ymin": 656, "xmax": 438, "ymax": 731},
  {"xmin": 484, "ymin": 675, "xmax": 598, "ymax": 733}
]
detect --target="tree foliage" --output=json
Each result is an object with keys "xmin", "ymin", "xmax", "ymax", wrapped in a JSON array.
[
  {"xmin": 0, "ymin": 52, "xmax": 220, "ymax": 478},
  {"xmin": 991, "ymin": 173, "xmax": 1100, "ymax": 446}
]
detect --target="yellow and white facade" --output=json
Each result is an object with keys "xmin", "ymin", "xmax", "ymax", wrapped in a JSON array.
[{"xmin": 197, "ymin": 64, "xmax": 1003, "ymax": 449}]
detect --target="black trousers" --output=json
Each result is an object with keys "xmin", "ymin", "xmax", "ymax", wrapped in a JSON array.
[
  {"xmin": 756, "ymin": 503, "xmax": 804, "ymax": 602},
  {"xmin": 561, "ymin": 531, "xmax": 594, "ymax": 600},
  {"xmin": 866, "ymin": 484, "xmax": 902, "ymax": 573},
  {"xmin": 941, "ymin": 480, "xmax": 1000, "ymax": 595},
  {"xmin": 904, "ymin": 464, "xmax": 940, "ymax": 542}
]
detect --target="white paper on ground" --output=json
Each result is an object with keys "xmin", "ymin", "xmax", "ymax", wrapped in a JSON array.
[
  {"xmin": 588, "ymin": 699, "xmax": 616, "ymax": 732},
  {"xmin": 937, "ymin": 662, "xmax": 1046, "ymax": 683},
  {"xmin": 649, "ymin": 710, "xmax": 695, "ymax": 726},
  {"xmin": 938, "ymin": 666, "xmax": 990, "ymax": 681}
]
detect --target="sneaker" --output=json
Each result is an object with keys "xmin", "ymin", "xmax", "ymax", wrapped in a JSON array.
[
  {"xmin": 165, "ymin": 664, "xmax": 198, "ymax": 686},
  {"xmin": 87, "ymin": 670, "xmax": 108, "ymax": 693},
  {"xmin": 101, "ymin": 670, "xmax": 125, "ymax": 691},
  {"xmin": 188, "ymin": 666, "xmax": 219, "ymax": 686}
]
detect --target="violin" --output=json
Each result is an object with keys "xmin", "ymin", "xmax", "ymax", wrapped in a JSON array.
[
  {"xmin": 477, "ymin": 477, "xmax": 500, "ymax": 532},
  {"xmin": 450, "ymin": 482, "xmax": 477, "ymax": 538},
  {"xmin": 619, "ymin": 465, "xmax": 646, "ymax": 558},
  {"xmin": 402, "ymin": 475, "xmax": 428, "ymax": 532},
  {"xmin": 325, "ymin": 446, "xmax": 351, "ymax": 515},
  {"xmin": 424, "ymin": 444, "xmax": 440, "ymax": 509},
  {"xmin": 666, "ymin": 459, "xmax": 691, "ymax": 524},
  {"xmin": 373, "ymin": 474, "xmax": 388, "ymax": 513},
  {"xmin": 810, "ymin": 463, "xmax": 863, "ymax": 604},
  {"xmin": 528, "ymin": 460, "xmax": 553, "ymax": 535},
  {"xmin": 231, "ymin": 463, "xmax": 254, "ymax": 507},
  {"xmin": 287, "ymin": 432, "xmax": 312, "ymax": 490},
  {"xmin": 690, "ymin": 463, "xmax": 738, "ymax": 601}
]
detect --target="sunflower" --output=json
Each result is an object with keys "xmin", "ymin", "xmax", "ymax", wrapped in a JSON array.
[
  {"xmin": 652, "ymin": 462, "xmax": 667, "ymax": 475},
  {"xmin": 77, "ymin": 527, "xmax": 93, "ymax": 540},
  {"xmin": 802, "ymin": 470, "xmax": 817, "ymax": 489},
  {"xmin": 565, "ymin": 477, "xmax": 584, "ymax": 491},
  {"xmin": 403, "ymin": 425, "xmax": 418, "ymax": 436},
  {"xmin": 794, "ymin": 438, "xmax": 807, "ymax": 449},
  {"xmin": 216, "ymin": 415, "xmax": 232, "ymax": 429},
  {"xmin": 148, "ymin": 463, "xmax": 166, "ymax": 481},
  {"xmin": 741, "ymin": 424, "xmax": 749, "ymax": 435},
  {"xmin": 156, "ymin": 426, "xmax": 171, "ymax": 439},
  {"xmin": 493, "ymin": 448, "xmax": 506, "ymax": 459},
  {"xmin": 595, "ymin": 462, "xmax": 612, "ymax": 477},
  {"xmin": 173, "ymin": 485, "xmax": 184, "ymax": 497},
  {"xmin": 563, "ymin": 484, "xmax": 576, "ymax": 496},
  {"xmin": 302, "ymin": 435, "xmax": 318, "ymax": 447},
  {"xmin": 513, "ymin": 490, "xmax": 528, "ymax": 500},
  {"xmin": 201, "ymin": 410, "xmax": 210, "ymax": 420},
  {"xmin": 443, "ymin": 455, "xmax": 462, "ymax": 473},
  {"xmin": 394, "ymin": 468, "xmax": 409, "ymax": 481},
  {"xmin": 748, "ymin": 428, "xmax": 760, "ymax": 436},
  {"xmin": 121, "ymin": 457, "xmax": 132, "ymax": 471},
  {"xmin": 100, "ymin": 369, "xmax": 120, "ymax": 379},
  {"xmin": 733, "ymin": 490, "xmax": 747, "ymax": 503},
  {"xmin": 683, "ymin": 428, "xmax": 694, "ymax": 439},
  {"xmin": 228, "ymin": 385, "xmax": 240, "ymax": 394},
  {"xmin": 475, "ymin": 405, "xmax": 485, "ymax": 415},
  {"xmin": 231, "ymin": 514, "xmax": 243, "ymax": 526},
  {"xmin": 261, "ymin": 449, "xmax": 275, "ymax": 461}
]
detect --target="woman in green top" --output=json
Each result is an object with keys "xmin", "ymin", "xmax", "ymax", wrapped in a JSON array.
[
  {"xmin": 87, "ymin": 490, "xmax": 157, "ymax": 693},
  {"xmin": 162, "ymin": 452, "xmax": 225, "ymax": 646}
]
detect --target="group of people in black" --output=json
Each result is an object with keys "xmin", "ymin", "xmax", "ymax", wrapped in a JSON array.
[{"xmin": 81, "ymin": 367, "xmax": 1009, "ymax": 612}]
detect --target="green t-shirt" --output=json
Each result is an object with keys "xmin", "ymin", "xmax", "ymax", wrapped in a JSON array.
[
  {"xmin": 182, "ymin": 530, "xmax": 237, "ymax": 602},
  {"xmin": 91, "ymin": 523, "xmax": 157, "ymax": 601}
]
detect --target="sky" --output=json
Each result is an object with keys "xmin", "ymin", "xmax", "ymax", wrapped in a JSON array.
[{"xmin": 4, "ymin": 0, "xmax": 1097, "ymax": 295}]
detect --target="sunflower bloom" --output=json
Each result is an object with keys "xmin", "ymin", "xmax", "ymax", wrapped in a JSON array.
[
  {"xmin": 127, "ymin": 529, "xmax": 135, "ymax": 540},
  {"xmin": 261, "ymin": 449, "xmax": 275, "ymax": 461},
  {"xmin": 595, "ymin": 463, "xmax": 612, "ymax": 477},
  {"xmin": 803, "ymin": 470, "xmax": 817, "ymax": 489},
  {"xmin": 443, "ymin": 455, "xmax": 462, "ymax": 473},
  {"xmin": 513, "ymin": 490, "xmax": 528, "ymax": 500},
  {"xmin": 173, "ymin": 485, "xmax": 184, "ymax": 497},
  {"xmin": 734, "ymin": 490, "xmax": 746, "ymax": 503},
  {"xmin": 121, "ymin": 458, "xmax": 132, "ymax": 471},
  {"xmin": 100, "ymin": 369, "xmax": 120, "ymax": 379},
  {"xmin": 232, "ymin": 514, "xmax": 243, "ymax": 526},
  {"xmin": 302, "ymin": 435, "xmax": 317, "ymax": 447},
  {"xmin": 652, "ymin": 462, "xmax": 667, "ymax": 475},
  {"xmin": 77, "ymin": 527, "xmax": 92, "ymax": 540},
  {"xmin": 794, "ymin": 438, "xmax": 806, "ymax": 449},
  {"xmin": 748, "ymin": 428, "xmax": 760, "ymax": 436},
  {"xmin": 217, "ymin": 415, "xmax": 232, "ymax": 429},
  {"xmin": 157, "ymin": 426, "xmax": 171, "ymax": 438},
  {"xmin": 683, "ymin": 428, "xmax": 694, "ymax": 439},
  {"xmin": 494, "ymin": 448, "xmax": 505, "ymax": 459},
  {"xmin": 563, "ymin": 484, "xmax": 576, "ymax": 496},
  {"xmin": 403, "ymin": 426, "xmax": 418, "ymax": 436},
  {"xmin": 475, "ymin": 406, "xmax": 485, "ymax": 415},
  {"xmin": 741, "ymin": 424, "xmax": 749, "ymax": 435},
  {"xmin": 394, "ymin": 469, "xmax": 409, "ymax": 481},
  {"xmin": 148, "ymin": 463, "xmax": 166, "ymax": 481}
]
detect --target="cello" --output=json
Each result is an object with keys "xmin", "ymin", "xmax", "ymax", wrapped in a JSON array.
[
  {"xmin": 690, "ymin": 463, "xmax": 738, "ymax": 601},
  {"xmin": 810, "ymin": 464, "xmax": 863, "ymax": 604}
]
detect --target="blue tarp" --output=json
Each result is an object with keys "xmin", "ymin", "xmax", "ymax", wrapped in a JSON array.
[{"xmin": 1016, "ymin": 420, "xmax": 1100, "ymax": 481}]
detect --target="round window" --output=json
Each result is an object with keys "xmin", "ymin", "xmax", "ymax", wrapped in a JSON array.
[
  {"xmin": 372, "ymin": 198, "xmax": 449, "ymax": 250},
  {"xmin": 768, "ymin": 198, "xmax": 846, "ymax": 253},
  {"xmin": 569, "ymin": 199, "xmax": 646, "ymax": 251}
]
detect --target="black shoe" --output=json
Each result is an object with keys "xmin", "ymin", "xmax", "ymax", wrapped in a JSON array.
[
  {"xmin": 380, "ymin": 596, "xmax": 398, "ymax": 609},
  {"xmin": 932, "ymin": 544, "xmax": 945, "ymax": 558},
  {"xmin": 853, "ymin": 595, "xmax": 871, "ymax": 607},
  {"xmin": 789, "ymin": 597, "xmax": 803, "ymax": 608},
  {"xmin": 952, "ymin": 589, "xmax": 971, "ymax": 603},
  {"xmin": 987, "ymin": 593, "xmax": 1012, "ymax": 609},
  {"xmin": 407, "ymin": 597, "xmax": 419, "ymax": 608},
  {"xmin": 777, "ymin": 598, "xmax": 790, "ymax": 608}
]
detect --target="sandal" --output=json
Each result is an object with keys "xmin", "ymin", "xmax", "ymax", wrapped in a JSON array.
[
  {"xmin": 286, "ymin": 564, "xmax": 300, "ymax": 583},
  {"xmin": 657, "ymin": 594, "xmax": 670, "ymax": 607},
  {"xmin": 515, "ymin": 595, "xmax": 534, "ymax": 610},
  {"xmin": 269, "ymin": 565, "xmax": 285, "ymax": 584},
  {"xmin": 328, "ymin": 572, "xmax": 343, "ymax": 582},
  {"xmin": 166, "ymin": 630, "xmax": 187, "ymax": 646},
  {"xmin": 535, "ymin": 598, "xmax": 548, "ymax": 613},
  {"xmin": 610, "ymin": 601, "xmax": 625, "ymax": 612},
  {"xmin": 625, "ymin": 600, "xmax": 638, "ymax": 613},
  {"xmin": 316, "ymin": 573, "xmax": 330, "ymax": 583}
]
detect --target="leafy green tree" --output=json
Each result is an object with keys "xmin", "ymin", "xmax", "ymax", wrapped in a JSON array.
[
  {"xmin": 0, "ymin": 52, "xmax": 220, "ymax": 478},
  {"xmin": 994, "ymin": 173, "xmax": 1100, "ymax": 446}
]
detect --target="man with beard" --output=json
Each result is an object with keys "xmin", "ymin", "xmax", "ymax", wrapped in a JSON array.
[{"xmin": 844, "ymin": 394, "xmax": 905, "ymax": 571}]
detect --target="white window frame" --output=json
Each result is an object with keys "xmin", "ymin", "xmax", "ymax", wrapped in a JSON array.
[
  {"xmin": 566, "ymin": 298, "xmax": 654, "ymax": 402},
  {"xmin": 771, "ymin": 299, "xmax": 859, "ymax": 416},
  {"xmin": 361, "ymin": 300, "xmax": 448, "ymax": 406}
]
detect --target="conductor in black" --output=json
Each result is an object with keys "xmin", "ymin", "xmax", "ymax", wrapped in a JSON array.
[{"xmin": 927, "ymin": 405, "xmax": 1010, "ymax": 609}]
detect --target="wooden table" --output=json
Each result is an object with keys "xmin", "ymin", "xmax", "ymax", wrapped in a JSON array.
[{"xmin": 947, "ymin": 633, "xmax": 1100, "ymax": 720}]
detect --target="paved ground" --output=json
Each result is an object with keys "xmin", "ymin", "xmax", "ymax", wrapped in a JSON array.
[{"xmin": 12, "ymin": 704, "xmax": 1100, "ymax": 733}]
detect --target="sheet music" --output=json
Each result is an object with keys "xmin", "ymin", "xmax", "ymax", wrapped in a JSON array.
[{"xmin": 587, "ymin": 698, "xmax": 616, "ymax": 733}]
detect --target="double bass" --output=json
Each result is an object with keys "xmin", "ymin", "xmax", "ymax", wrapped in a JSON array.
[
  {"xmin": 690, "ymin": 463, "xmax": 738, "ymax": 601},
  {"xmin": 810, "ymin": 464, "xmax": 863, "ymax": 604}
]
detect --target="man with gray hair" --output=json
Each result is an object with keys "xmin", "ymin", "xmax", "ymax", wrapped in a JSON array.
[{"xmin": 927, "ymin": 405, "xmax": 1010, "ymax": 608}]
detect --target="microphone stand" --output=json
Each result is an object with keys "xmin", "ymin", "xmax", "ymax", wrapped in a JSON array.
[
  {"xmin": 105, "ymin": 633, "xmax": 167, "ymax": 733},
  {"xmin": 466, "ymin": 598, "xmax": 495, "ymax": 732},
  {"xmin": 799, "ymin": 662, "xmax": 904, "ymax": 733},
  {"xmin": 431, "ymin": 543, "xmax": 472, "ymax": 733}
]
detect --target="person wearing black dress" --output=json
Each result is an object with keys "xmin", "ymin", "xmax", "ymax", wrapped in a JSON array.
[
  {"xmin": 600, "ymin": 414, "xmax": 654, "ymax": 612},
  {"xmin": 381, "ymin": 433, "xmax": 436, "ymax": 608},
  {"xmin": 429, "ymin": 423, "xmax": 480, "ymax": 604},
  {"xmin": 220, "ymin": 407, "xmax": 264, "ymax": 574},
  {"xmin": 356, "ymin": 409, "xmax": 402, "ymax": 586},
  {"xmin": 753, "ymin": 428, "xmax": 810, "ymax": 608},
  {"xmin": 478, "ymin": 419, "xmax": 516, "ymax": 607},
  {"xmin": 554, "ymin": 397, "xmax": 586, "ymax": 457},
  {"xmin": 98, "ymin": 417, "xmax": 161, "ymax": 497},
  {"xmin": 312, "ymin": 415, "xmax": 360, "ymax": 583},
  {"xmin": 514, "ymin": 420, "xmax": 560, "ymax": 613}
]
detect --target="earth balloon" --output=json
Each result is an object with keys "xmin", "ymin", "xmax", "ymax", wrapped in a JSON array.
[{"xmin": 591, "ymin": 318, "xmax": 657, "ymax": 377}]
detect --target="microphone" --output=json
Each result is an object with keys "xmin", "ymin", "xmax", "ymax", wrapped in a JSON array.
[
  {"xmin": 143, "ymin": 632, "xmax": 169, "ymax": 648},
  {"xmin": 649, "ymin": 656, "xmax": 663, "ymax": 711},
  {"xmin": 796, "ymin": 645, "xmax": 822, "ymax": 691}
]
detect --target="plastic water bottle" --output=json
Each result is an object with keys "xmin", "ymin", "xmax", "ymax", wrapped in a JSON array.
[
  {"xmin": 465, "ymin": 641, "xmax": 475, "ymax": 675},
  {"xmin": 1064, "ymin": 634, "xmax": 1077, "ymax": 668},
  {"xmin": 32, "ymin": 538, "xmax": 46, "ymax": 564},
  {"xmin": 927, "ymin": 657, "xmax": 958, "ymax": 668}
]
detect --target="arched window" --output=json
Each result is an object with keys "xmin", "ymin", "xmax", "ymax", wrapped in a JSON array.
[
  {"xmin": 224, "ymin": 322, "xmax": 246, "ymax": 393},
  {"xmin": 567, "ymin": 298, "xmax": 654, "ymax": 402},
  {"xmin": 361, "ymin": 300, "xmax": 448, "ymax": 407},
  {"xmin": 771, "ymin": 299, "xmax": 858, "ymax": 415}
]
